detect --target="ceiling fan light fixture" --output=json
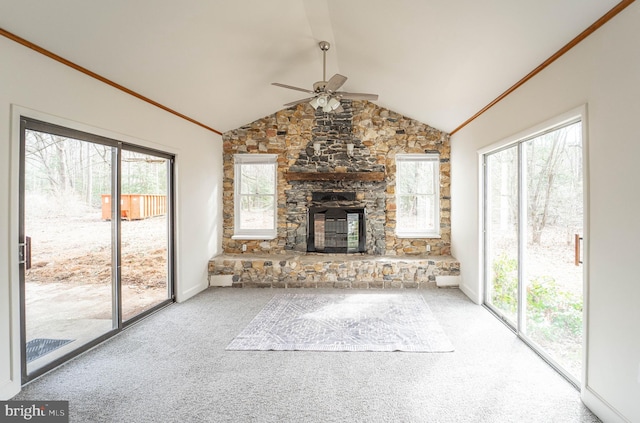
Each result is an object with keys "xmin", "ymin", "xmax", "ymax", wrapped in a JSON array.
[
  {"xmin": 327, "ymin": 97, "xmax": 341, "ymax": 111},
  {"xmin": 311, "ymin": 94, "xmax": 335, "ymax": 111},
  {"xmin": 323, "ymin": 97, "xmax": 341, "ymax": 113},
  {"xmin": 317, "ymin": 95, "xmax": 328, "ymax": 107}
]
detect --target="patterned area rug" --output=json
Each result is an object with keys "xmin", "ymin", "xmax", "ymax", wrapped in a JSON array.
[
  {"xmin": 26, "ymin": 338, "xmax": 73, "ymax": 362},
  {"xmin": 227, "ymin": 293, "xmax": 454, "ymax": 352}
]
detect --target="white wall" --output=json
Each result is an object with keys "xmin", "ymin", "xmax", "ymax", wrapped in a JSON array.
[
  {"xmin": 451, "ymin": 3, "xmax": 640, "ymax": 422},
  {"xmin": 0, "ymin": 36, "xmax": 223, "ymax": 399}
]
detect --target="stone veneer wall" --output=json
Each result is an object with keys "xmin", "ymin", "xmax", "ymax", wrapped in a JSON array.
[
  {"xmin": 210, "ymin": 254, "xmax": 460, "ymax": 288},
  {"xmin": 222, "ymin": 100, "xmax": 450, "ymax": 256}
]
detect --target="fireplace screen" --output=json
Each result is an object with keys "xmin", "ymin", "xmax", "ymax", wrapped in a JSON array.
[{"xmin": 307, "ymin": 207, "xmax": 365, "ymax": 253}]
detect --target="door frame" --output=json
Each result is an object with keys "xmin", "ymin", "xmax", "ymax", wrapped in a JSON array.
[
  {"xmin": 15, "ymin": 110, "xmax": 176, "ymax": 383},
  {"xmin": 478, "ymin": 105, "xmax": 589, "ymax": 390}
]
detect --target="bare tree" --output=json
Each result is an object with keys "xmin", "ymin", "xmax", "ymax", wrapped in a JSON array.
[
  {"xmin": 527, "ymin": 127, "xmax": 569, "ymax": 244},
  {"xmin": 24, "ymin": 130, "xmax": 167, "ymax": 211}
]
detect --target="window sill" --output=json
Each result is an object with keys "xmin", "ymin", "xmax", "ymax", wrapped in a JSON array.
[
  {"xmin": 395, "ymin": 232, "xmax": 441, "ymax": 239},
  {"xmin": 232, "ymin": 234, "xmax": 277, "ymax": 240}
]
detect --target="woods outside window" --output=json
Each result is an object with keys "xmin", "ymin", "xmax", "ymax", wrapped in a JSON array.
[{"xmin": 395, "ymin": 154, "xmax": 440, "ymax": 238}]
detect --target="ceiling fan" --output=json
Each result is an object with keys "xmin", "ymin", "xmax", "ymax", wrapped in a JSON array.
[{"xmin": 272, "ymin": 41, "xmax": 379, "ymax": 113}]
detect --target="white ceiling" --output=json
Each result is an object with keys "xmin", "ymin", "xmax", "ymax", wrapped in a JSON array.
[{"xmin": 0, "ymin": 0, "xmax": 621, "ymax": 134}]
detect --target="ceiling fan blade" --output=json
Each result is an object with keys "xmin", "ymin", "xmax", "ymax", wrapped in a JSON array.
[
  {"xmin": 336, "ymin": 92, "xmax": 379, "ymax": 101},
  {"xmin": 272, "ymin": 82, "xmax": 314, "ymax": 94},
  {"xmin": 325, "ymin": 74, "xmax": 347, "ymax": 93},
  {"xmin": 283, "ymin": 96, "xmax": 317, "ymax": 107}
]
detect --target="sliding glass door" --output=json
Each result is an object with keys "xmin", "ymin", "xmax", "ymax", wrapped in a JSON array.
[
  {"xmin": 485, "ymin": 145, "xmax": 519, "ymax": 327},
  {"xmin": 521, "ymin": 122, "xmax": 584, "ymax": 380},
  {"xmin": 20, "ymin": 123, "xmax": 116, "ymax": 378},
  {"xmin": 484, "ymin": 120, "xmax": 584, "ymax": 385},
  {"xmin": 120, "ymin": 149, "xmax": 172, "ymax": 321},
  {"xmin": 19, "ymin": 117, "xmax": 174, "ymax": 382}
]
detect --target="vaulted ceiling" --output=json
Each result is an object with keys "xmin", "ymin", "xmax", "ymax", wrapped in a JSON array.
[{"xmin": 0, "ymin": 0, "xmax": 622, "ymax": 134}]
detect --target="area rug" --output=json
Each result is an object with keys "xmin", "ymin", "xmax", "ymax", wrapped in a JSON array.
[
  {"xmin": 26, "ymin": 338, "xmax": 73, "ymax": 362},
  {"xmin": 226, "ymin": 293, "xmax": 454, "ymax": 352}
]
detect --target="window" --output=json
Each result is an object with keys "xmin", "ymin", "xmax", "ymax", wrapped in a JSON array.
[
  {"xmin": 233, "ymin": 154, "xmax": 277, "ymax": 239},
  {"xmin": 395, "ymin": 154, "xmax": 440, "ymax": 238}
]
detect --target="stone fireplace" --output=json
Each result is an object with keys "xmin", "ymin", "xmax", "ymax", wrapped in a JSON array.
[
  {"xmin": 213, "ymin": 100, "xmax": 460, "ymax": 288},
  {"xmin": 221, "ymin": 99, "xmax": 452, "ymax": 257}
]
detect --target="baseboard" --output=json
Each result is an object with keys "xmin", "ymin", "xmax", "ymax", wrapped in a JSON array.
[
  {"xmin": 176, "ymin": 281, "xmax": 208, "ymax": 303},
  {"xmin": 459, "ymin": 283, "xmax": 481, "ymax": 305},
  {"xmin": 0, "ymin": 379, "xmax": 21, "ymax": 401},
  {"xmin": 582, "ymin": 385, "xmax": 631, "ymax": 423}
]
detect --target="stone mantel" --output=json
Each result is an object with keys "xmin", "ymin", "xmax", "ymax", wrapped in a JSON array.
[{"xmin": 284, "ymin": 171, "xmax": 385, "ymax": 182}]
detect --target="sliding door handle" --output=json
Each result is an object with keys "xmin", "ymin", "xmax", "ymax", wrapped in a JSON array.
[
  {"xmin": 574, "ymin": 234, "xmax": 583, "ymax": 266},
  {"xmin": 18, "ymin": 236, "xmax": 31, "ymax": 269},
  {"xmin": 18, "ymin": 242, "xmax": 26, "ymax": 264}
]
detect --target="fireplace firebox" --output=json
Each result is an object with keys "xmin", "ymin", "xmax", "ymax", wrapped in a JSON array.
[{"xmin": 307, "ymin": 207, "xmax": 366, "ymax": 253}]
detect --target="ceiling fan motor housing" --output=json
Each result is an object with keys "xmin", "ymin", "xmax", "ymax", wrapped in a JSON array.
[{"xmin": 313, "ymin": 81, "xmax": 328, "ymax": 93}]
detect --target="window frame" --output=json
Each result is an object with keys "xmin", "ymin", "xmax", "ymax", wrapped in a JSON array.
[
  {"xmin": 395, "ymin": 153, "xmax": 441, "ymax": 238},
  {"xmin": 233, "ymin": 154, "xmax": 278, "ymax": 240}
]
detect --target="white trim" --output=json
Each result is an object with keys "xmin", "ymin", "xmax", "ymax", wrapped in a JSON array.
[
  {"xmin": 395, "ymin": 232, "xmax": 441, "ymax": 239},
  {"xmin": 395, "ymin": 153, "xmax": 439, "ymax": 162},
  {"xmin": 582, "ymin": 386, "xmax": 631, "ymax": 423},
  {"xmin": 459, "ymin": 283, "xmax": 481, "ymax": 305},
  {"xmin": 231, "ymin": 230, "xmax": 277, "ymax": 240},
  {"xmin": 234, "ymin": 153, "xmax": 277, "ymax": 164},
  {"xmin": 3, "ymin": 106, "xmax": 23, "ymax": 399},
  {"xmin": 231, "ymin": 234, "xmax": 277, "ymax": 241},
  {"xmin": 176, "ymin": 280, "xmax": 208, "ymax": 303},
  {"xmin": 579, "ymin": 104, "xmax": 591, "ymax": 394},
  {"xmin": 474, "ymin": 149, "xmax": 486, "ymax": 305}
]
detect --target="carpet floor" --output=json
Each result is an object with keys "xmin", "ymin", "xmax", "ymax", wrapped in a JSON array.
[{"xmin": 13, "ymin": 288, "xmax": 600, "ymax": 423}]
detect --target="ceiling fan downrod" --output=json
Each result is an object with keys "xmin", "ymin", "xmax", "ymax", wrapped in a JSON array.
[{"xmin": 319, "ymin": 41, "xmax": 330, "ymax": 83}]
